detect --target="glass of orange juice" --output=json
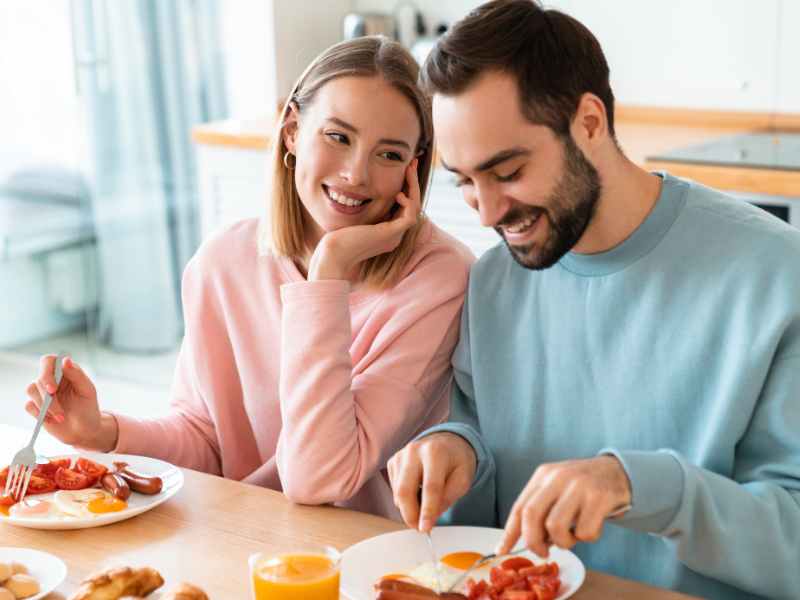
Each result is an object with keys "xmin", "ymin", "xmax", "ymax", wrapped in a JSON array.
[{"xmin": 250, "ymin": 545, "xmax": 340, "ymax": 600}]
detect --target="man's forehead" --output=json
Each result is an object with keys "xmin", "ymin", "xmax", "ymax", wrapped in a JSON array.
[{"xmin": 432, "ymin": 75, "xmax": 549, "ymax": 172}]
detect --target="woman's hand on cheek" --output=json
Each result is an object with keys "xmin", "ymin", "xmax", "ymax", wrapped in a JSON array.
[{"xmin": 307, "ymin": 159, "xmax": 421, "ymax": 282}]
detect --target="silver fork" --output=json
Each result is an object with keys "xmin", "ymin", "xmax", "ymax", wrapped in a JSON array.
[
  {"xmin": 4, "ymin": 355, "xmax": 64, "ymax": 501},
  {"xmin": 445, "ymin": 503, "xmax": 632, "ymax": 593},
  {"xmin": 424, "ymin": 531, "xmax": 443, "ymax": 594}
]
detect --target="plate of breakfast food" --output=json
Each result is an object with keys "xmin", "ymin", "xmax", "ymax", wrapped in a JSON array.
[
  {"xmin": 0, "ymin": 452, "xmax": 183, "ymax": 530},
  {"xmin": 0, "ymin": 547, "xmax": 67, "ymax": 600},
  {"xmin": 67, "ymin": 564, "xmax": 209, "ymax": 600},
  {"xmin": 341, "ymin": 526, "xmax": 584, "ymax": 599}
]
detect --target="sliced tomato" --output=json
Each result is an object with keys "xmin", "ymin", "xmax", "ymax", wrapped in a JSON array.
[
  {"xmin": 530, "ymin": 582, "xmax": 557, "ymax": 600},
  {"xmin": 27, "ymin": 474, "xmax": 58, "ymax": 495},
  {"xmin": 75, "ymin": 457, "xmax": 108, "ymax": 485},
  {"xmin": 33, "ymin": 457, "xmax": 72, "ymax": 480},
  {"xmin": 466, "ymin": 579, "xmax": 489, "ymax": 600},
  {"xmin": 519, "ymin": 562, "xmax": 559, "ymax": 578},
  {"xmin": 500, "ymin": 591, "xmax": 535, "ymax": 600},
  {"xmin": 0, "ymin": 492, "xmax": 16, "ymax": 506},
  {"xmin": 490, "ymin": 567, "xmax": 517, "ymax": 591},
  {"xmin": 501, "ymin": 557, "xmax": 534, "ymax": 571},
  {"xmin": 54, "ymin": 467, "xmax": 92, "ymax": 490}
]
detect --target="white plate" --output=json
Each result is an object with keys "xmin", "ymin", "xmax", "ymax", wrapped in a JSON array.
[
  {"xmin": 341, "ymin": 526, "xmax": 585, "ymax": 599},
  {"xmin": 0, "ymin": 546, "xmax": 67, "ymax": 599},
  {"xmin": 1, "ymin": 452, "xmax": 183, "ymax": 530}
]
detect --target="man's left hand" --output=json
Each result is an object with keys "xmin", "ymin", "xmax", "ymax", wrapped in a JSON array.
[{"xmin": 496, "ymin": 455, "xmax": 632, "ymax": 558}]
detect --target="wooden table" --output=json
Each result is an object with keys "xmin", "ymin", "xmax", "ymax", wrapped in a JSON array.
[{"xmin": 1, "ymin": 424, "xmax": 699, "ymax": 599}]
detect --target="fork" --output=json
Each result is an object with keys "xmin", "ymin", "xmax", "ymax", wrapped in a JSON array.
[
  {"xmin": 424, "ymin": 530, "xmax": 443, "ymax": 594},
  {"xmin": 4, "ymin": 355, "xmax": 64, "ymax": 501},
  {"xmin": 445, "ymin": 503, "xmax": 632, "ymax": 593}
]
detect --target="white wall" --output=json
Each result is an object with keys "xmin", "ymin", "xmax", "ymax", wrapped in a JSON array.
[
  {"xmin": 776, "ymin": 0, "xmax": 800, "ymax": 113},
  {"xmin": 219, "ymin": 2, "xmax": 276, "ymax": 118},
  {"xmin": 354, "ymin": 0, "xmax": 799, "ymax": 113},
  {"xmin": 0, "ymin": 1, "xmax": 82, "ymax": 176},
  {"xmin": 272, "ymin": 0, "xmax": 354, "ymax": 100},
  {"xmin": 221, "ymin": 0, "xmax": 353, "ymax": 118}
]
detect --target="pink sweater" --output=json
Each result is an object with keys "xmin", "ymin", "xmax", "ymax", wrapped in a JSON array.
[{"xmin": 112, "ymin": 218, "xmax": 473, "ymax": 518}]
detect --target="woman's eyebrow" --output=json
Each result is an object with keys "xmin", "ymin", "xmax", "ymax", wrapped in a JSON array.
[{"xmin": 326, "ymin": 117, "xmax": 411, "ymax": 150}]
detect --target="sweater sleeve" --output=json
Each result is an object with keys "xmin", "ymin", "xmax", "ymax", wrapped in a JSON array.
[
  {"xmin": 112, "ymin": 256, "xmax": 222, "ymax": 474},
  {"xmin": 276, "ymin": 250, "xmax": 469, "ymax": 505},
  {"xmin": 416, "ymin": 292, "xmax": 498, "ymax": 527},
  {"xmin": 602, "ymin": 352, "xmax": 800, "ymax": 599}
]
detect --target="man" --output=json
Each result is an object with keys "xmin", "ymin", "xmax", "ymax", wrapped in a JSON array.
[{"xmin": 387, "ymin": 1, "xmax": 800, "ymax": 598}]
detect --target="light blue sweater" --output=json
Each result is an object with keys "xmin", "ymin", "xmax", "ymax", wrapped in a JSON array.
[{"xmin": 426, "ymin": 173, "xmax": 800, "ymax": 600}]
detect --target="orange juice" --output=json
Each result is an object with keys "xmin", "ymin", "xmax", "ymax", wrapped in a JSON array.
[{"xmin": 251, "ymin": 552, "xmax": 339, "ymax": 600}]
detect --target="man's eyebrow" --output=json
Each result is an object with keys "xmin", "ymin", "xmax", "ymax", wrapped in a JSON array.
[
  {"xmin": 326, "ymin": 117, "xmax": 411, "ymax": 151},
  {"xmin": 441, "ymin": 147, "xmax": 531, "ymax": 174}
]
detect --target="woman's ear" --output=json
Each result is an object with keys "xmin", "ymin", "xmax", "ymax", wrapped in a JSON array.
[{"xmin": 282, "ymin": 102, "xmax": 300, "ymax": 154}]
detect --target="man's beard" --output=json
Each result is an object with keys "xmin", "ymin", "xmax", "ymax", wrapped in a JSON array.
[{"xmin": 496, "ymin": 135, "xmax": 601, "ymax": 270}]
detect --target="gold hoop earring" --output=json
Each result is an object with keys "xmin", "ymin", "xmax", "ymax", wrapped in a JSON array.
[{"xmin": 283, "ymin": 151, "xmax": 295, "ymax": 169}]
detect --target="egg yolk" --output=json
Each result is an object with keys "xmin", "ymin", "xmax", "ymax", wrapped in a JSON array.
[
  {"xmin": 87, "ymin": 497, "xmax": 128, "ymax": 514},
  {"xmin": 441, "ymin": 552, "xmax": 484, "ymax": 570}
]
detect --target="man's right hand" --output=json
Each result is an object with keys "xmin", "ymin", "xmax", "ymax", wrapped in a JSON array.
[
  {"xmin": 388, "ymin": 432, "xmax": 477, "ymax": 532},
  {"xmin": 24, "ymin": 355, "xmax": 118, "ymax": 452}
]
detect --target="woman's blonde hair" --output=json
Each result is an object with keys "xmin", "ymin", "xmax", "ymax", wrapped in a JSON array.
[{"xmin": 266, "ymin": 36, "xmax": 434, "ymax": 289}]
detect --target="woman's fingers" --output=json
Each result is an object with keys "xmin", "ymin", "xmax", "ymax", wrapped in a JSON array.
[
  {"xmin": 61, "ymin": 357, "xmax": 96, "ymax": 398},
  {"xmin": 38, "ymin": 354, "xmax": 59, "ymax": 394},
  {"xmin": 406, "ymin": 158, "xmax": 421, "ymax": 206},
  {"xmin": 28, "ymin": 380, "xmax": 65, "ymax": 423}
]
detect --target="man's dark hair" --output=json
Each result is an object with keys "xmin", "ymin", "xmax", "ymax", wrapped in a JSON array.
[{"xmin": 421, "ymin": 0, "xmax": 616, "ymax": 138}]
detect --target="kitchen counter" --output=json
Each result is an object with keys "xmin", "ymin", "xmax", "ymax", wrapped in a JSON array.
[
  {"xmin": 192, "ymin": 105, "xmax": 800, "ymax": 167},
  {"xmin": 191, "ymin": 106, "xmax": 800, "ymax": 240}
]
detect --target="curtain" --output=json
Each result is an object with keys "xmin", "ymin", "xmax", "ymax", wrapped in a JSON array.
[{"xmin": 71, "ymin": 0, "xmax": 227, "ymax": 351}]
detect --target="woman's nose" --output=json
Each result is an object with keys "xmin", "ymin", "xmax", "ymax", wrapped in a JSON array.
[{"xmin": 339, "ymin": 151, "xmax": 370, "ymax": 186}]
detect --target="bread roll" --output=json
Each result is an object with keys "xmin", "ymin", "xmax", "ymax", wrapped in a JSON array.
[
  {"xmin": 4, "ymin": 574, "xmax": 40, "ymax": 599},
  {"xmin": 0, "ymin": 587, "xmax": 16, "ymax": 600},
  {"xmin": 8, "ymin": 565, "xmax": 26, "ymax": 577},
  {"xmin": 0, "ymin": 563, "xmax": 11, "ymax": 583},
  {"xmin": 161, "ymin": 582, "xmax": 209, "ymax": 600}
]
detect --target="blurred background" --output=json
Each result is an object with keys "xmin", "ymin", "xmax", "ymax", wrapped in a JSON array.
[{"xmin": 1, "ymin": 0, "xmax": 797, "ymax": 427}]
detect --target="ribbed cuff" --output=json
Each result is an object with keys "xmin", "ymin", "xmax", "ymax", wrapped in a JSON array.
[
  {"xmin": 416, "ymin": 422, "xmax": 491, "ymax": 489},
  {"xmin": 599, "ymin": 448, "xmax": 685, "ymax": 533}
]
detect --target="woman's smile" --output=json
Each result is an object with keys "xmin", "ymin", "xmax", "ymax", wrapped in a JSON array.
[{"xmin": 322, "ymin": 184, "xmax": 373, "ymax": 215}]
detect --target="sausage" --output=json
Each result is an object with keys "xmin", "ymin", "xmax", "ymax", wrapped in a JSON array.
[
  {"xmin": 375, "ymin": 580, "xmax": 436, "ymax": 596},
  {"xmin": 100, "ymin": 472, "xmax": 131, "ymax": 501},
  {"xmin": 375, "ymin": 592, "xmax": 441, "ymax": 600},
  {"xmin": 113, "ymin": 462, "xmax": 163, "ymax": 495},
  {"xmin": 373, "ymin": 579, "xmax": 466, "ymax": 599}
]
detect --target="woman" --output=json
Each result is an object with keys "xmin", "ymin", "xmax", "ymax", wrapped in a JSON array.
[{"xmin": 25, "ymin": 36, "xmax": 473, "ymax": 519}]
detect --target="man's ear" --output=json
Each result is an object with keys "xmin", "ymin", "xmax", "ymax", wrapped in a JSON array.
[
  {"xmin": 282, "ymin": 102, "xmax": 300, "ymax": 153},
  {"xmin": 571, "ymin": 92, "xmax": 608, "ymax": 148}
]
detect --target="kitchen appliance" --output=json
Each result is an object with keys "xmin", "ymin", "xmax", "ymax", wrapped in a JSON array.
[
  {"xmin": 343, "ymin": 13, "xmax": 396, "ymax": 40},
  {"xmin": 647, "ymin": 132, "xmax": 800, "ymax": 227}
]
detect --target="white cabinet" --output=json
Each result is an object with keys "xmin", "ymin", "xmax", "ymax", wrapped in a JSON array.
[
  {"xmin": 194, "ymin": 140, "xmax": 496, "ymax": 256},
  {"xmin": 195, "ymin": 143, "xmax": 268, "ymax": 239}
]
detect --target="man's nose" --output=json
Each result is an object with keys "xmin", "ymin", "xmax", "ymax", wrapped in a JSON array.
[{"xmin": 468, "ymin": 183, "xmax": 507, "ymax": 228}]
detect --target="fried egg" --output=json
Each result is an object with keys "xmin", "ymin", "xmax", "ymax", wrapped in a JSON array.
[
  {"xmin": 406, "ymin": 552, "xmax": 492, "ymax": 592},
  {"xmin": 54, "ymin": 489, "xmax": 127, "ymax": 517},
  {"xmin": 8, "ymin": 499, "xmax": 63, "ymax": 519}
]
